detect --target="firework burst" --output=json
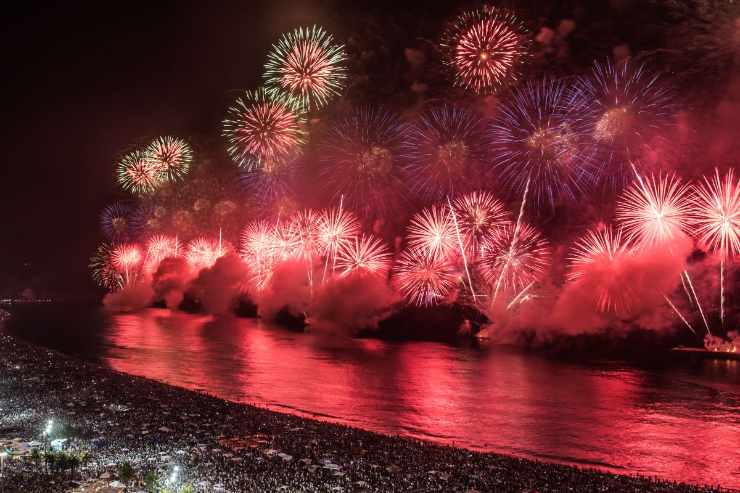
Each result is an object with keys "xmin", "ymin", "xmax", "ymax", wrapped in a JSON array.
[
  {"xmin": 145, "ymin": 235, "xmax": 181, "ymax": 272},
  {"xmin": 240, "ymin": 220, "xmax": 276, "ymax": 260},
  {"xmin": 335, "ymin": 235, "xmax": 393, "ymax": 278},
  {"xmin": 90, "ymin": 243, "xmax": 124, "ymax": 291},
  {"xmin": 691, "ymin": 168, "xmax": 740, "ymax": 258},
  {"xmin": 223, "ymin": 88, "xmax": 307, "ymax": 171},
  {"xmin": 264, "ymin": 25, "xmax": 347, "ymax": 111},
  {"xmin": 451, "ymin": 191, "xmax": 511, "ymax": 258},
  {"xmin": 111, "ymin": 243, "xmax": 144, "ymax": 285},
  {"xmin": 239, "ymin": 157, "xmax": 296, "ymax": 204},
  {"xmin": 100, "ymin": 202, "xmax": 134, "ymax": 241},
  {"xmin": 288, "ymin": 209, "xmax": 321, "ymax": 261},
  {"xmin": 406, "ymin": 205, "xmax": 457, "ymax": 260},
  {"xmin": 317, "ymin": 205, "xmax": 361, "ymax": 257},
  {"xmin": 571, "ymin": 60, "xmax": 675, "ymax": 185},
  {"xmin": 402, "ymin": 105, "xmax": 485, "ymax": 200},
  {"xmin": 320, "ymin": 108, "xmax": 408, "ymax": 215},
  {"xmin": 442, "ymin": 5, "xmax": 529, "ymax": 95},
  {"xmin": 146, "ymin": 136, "xmax": 193, "ymax": 183},
  {"xmin": 478, "ymin": 223, "xmax": 550, "ymax": 293},
  {"xmin": 117, "ymin": 149, "xmax": 163, "ymax": 195},
  {"xmin": 616, "ymin": 173, "xmax": 693, "ymax": 246},
  {"xmin": 568, "ymin": 227, "xmax": 636, "ymax": 313},
  {"xmin": 489, "ymin": 79, "xmax": 598, "ymax": 206},
  {"xmin": 393, "ymin": 247, "xmax": 458, "ymax": 306},
  {"xmin": 272, "ymin": 229, "xmax": 301, "ymax": 261},
  {"xmin": 186, "ymin": 237, "xmax": 233, "ymax": 271},
  {"xmin": 240, "ymin": 220, "xmax": 279, "ymax": 290}
]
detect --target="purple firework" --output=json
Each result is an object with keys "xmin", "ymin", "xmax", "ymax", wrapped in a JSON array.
[
  {"xmin": 319, "ymin": 107, "xmax": 409, "ymax": 216},
  {"xmin": 489, "ymin": 78, "xmax": 599, "ymax": 207},
  {"xmin": 402, "ymin": 105, "xmax": 486, "ymax": 201},
  {"xmin": 100, "ymin": 202, "xmax": 135, "ymax": 241},
  {"xmin": 570, "ymin": 59, "xmax": 676, "ymax": 188}
]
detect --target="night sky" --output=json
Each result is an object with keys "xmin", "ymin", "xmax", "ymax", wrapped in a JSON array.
[
  {"xmin": 1, "ymin": 1, "xmax": 734, "ymax": 297},
  {"xmin": 1, "ymin": 1, "xmax": 346, "ymax": 295}
]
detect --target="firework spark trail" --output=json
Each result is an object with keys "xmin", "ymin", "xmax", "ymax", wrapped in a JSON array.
[
  {"xmin": 679, "ymin": 266, "xmax": 693, "ymax": 307},
  {"xmin": 620, "ymin": 164, "xmax": 693, "ymax": 245},
  {"xmin": 568, "ymin": 227, "xmax": 637, "ymax": 314},
  {"xmin": 335, "ymin": 234, "xmax": 393, "ymax": 278},
  {"xmin": 492, "ymin": 175, "xmax": 530, "ymax": 303},
  {"xmin": 682, "ymin": 270, "xmax": 711, "ymax": 335},
  {"xmin": 626, "ymin": 162, "xmax": 707, "ymax": 334},
  {"xmin": 392, "ymin": 248, "xmax": 457, "ymax": 306},
  {"xmin": 664, "ymin": 295, "xmax": 697, "ymax": 335},
  {"xmin": 289, "ymin": 210, "xmax": 322, "ymax": 296},
  {"xmin": 112, "ymin": 244, "xmax": 143, "ymax": 286},
  {"xmin": 721, "ymin": 257, "xmax": 724, "ymax": 327},
  {"xmin": 506, "ymin": 280, "xmax": 534, "ymax": 310},
  {"xmin": 332, "ymin": 195, "xmax": 345, "ymax": 273},
  {"xmin": 407, "ymin": 205, "xmax": 457, "ymax": 260},
  {"xmin": 319, "ymin": 108, "xmax": 407, "ymax": 216},
  {"xmin": 447, "ymin": 196, "xmax": 477, "ymax": 301},
  {"xmin": 319, "ymin": 195, "xmax": 359, "ymax": 283},
  {"xmin": 451, "ymin": 191, "xmax": 510, "ymax": 258},
  {"xmin": 573, "ymin": 60, "xmax": 676, "ymax": 188},
  {"xmin": 692, "ymin": 169, "xmax": 740, "ymax": 327}
]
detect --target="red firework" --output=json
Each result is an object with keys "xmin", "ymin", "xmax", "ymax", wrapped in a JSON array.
[
  {"xmin": 269, "ymin": 220, "xmax": 302, "ymax": 261},
  {"xmin": 111, "ymin": 243, "xmax": 144, "ymax": 285},
  {"xmin": 335, "ymin": 235, "xmax": 393, "ymax": 278},
  {"xmin": 478, "ymin": 223, "xmax": 550, "ymax": 292},
  {"xmin": 691, "ymin": 168, "xmax": 740, "ymax": 259},
  {"xmin": 186, "ymin": 237, "xmax": 233, "ymax": 271},
  {"xmin": 317, "ymin": 205, "xmax": 361, "ymax": 258},
  {"xmin": 393, "ymin": 247, "xmax": 458, "ymax": 306},
  {"xmin": 288, "ymin": 209, "xmax": 321, "ymax": 260},
  {"xmin": 616, "ymin": 173, "xmax": 693, "ymax": 246},
  {"xmin": 145, "ymin": 235, "xmax": 181, "ymax": 272},
  {"xmin": 442, "ymin": 6, "xmax": 529, "ymax": 94},
  {"xmin": 451, "ymin": 191, "xmax": 511, "ymax": 258},
  {"xmin": 240, "ymin": 220, "xmax": 275, "ymax": 261},
  {"xmin": 112, "ymin": 243, "xmax": 143, "ymax": 272},
  {"xmin": 568, "ymin": 227, "xmax": 636, "ymax": 314},
  {"xmin": 223, "ymin": 88, "xmax": 307, "ymax": 171},
  {"xmin": 146, "ymin": 136, "xmax": 193, "ymax": 183},
  {"xmin": 406, "ymin": 205, "xmax": 457, "ymax": 260}
]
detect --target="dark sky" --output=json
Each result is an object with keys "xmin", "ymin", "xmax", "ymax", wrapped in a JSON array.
[{"xmin": 0, "ymin": 1, "xmax": 357, "ymax": 295}]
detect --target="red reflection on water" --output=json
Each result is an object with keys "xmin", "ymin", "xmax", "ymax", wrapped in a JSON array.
[{"xmin": 105, "ymin": 309, "xmax": 740, "ymax": 489}]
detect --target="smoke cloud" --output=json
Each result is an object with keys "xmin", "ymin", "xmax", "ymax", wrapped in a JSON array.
[
  {"xmin": 151, "ymin": 257, "xmax": 192, "ymax": 309},
  {"xmin": 103, "ymin": 281, "xmax": 154, "ymax": 312},
  {"xmin": 256, "ymin": 259, "xmax": 312, "ymax": 321},
  {"xmin": 308, "ymin": 271, "xmax": 401, "ymax": 335},
  {"xmin": 482, "ymin": 234, "xmax": 698, "ymax": 341},
  {"xmin": 187, "ymin": 254, "xmax": 250, "ymax": 316}
]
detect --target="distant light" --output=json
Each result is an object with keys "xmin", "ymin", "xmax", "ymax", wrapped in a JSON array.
[{"xmin": 168, "ymin": 465, "xmax": 180, "ymax": 484}]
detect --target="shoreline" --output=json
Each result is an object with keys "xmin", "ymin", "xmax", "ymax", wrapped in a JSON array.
[{"xmin": 0, "ymin": 331, "xmax": 731, "ymax": 492}]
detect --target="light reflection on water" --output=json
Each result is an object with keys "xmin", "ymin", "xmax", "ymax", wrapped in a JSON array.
[{"xmin": 11, "ymin": 307, "xmax": 740, "ymax": 489}]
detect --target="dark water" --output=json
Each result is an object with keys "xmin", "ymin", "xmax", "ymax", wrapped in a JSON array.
[{"xmin": 5, "ymin": 305, "xmax": 740, "ymax": 489}]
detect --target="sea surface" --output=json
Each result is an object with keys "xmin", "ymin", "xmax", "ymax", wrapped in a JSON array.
[{"xmin": 5, "ymin": 304, "xmax": 740, "ymax": 489}]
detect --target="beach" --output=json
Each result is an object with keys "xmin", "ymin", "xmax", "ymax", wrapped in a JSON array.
[{"xmin": 0, "ymin": 331, "xmax": 729, "ymax": 492}]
